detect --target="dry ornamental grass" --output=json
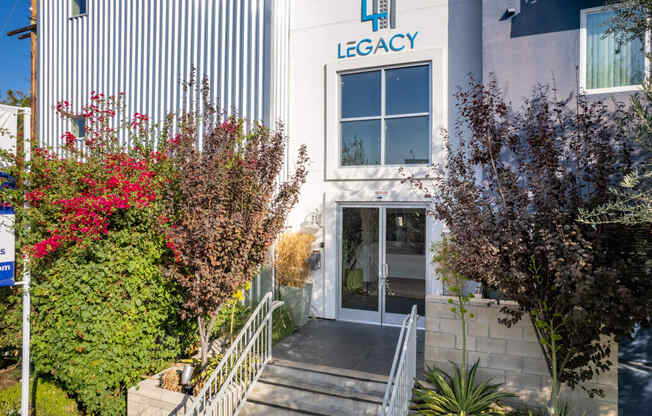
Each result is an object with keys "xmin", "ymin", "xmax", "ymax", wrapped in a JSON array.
[{"xmin": 274, "ymin": 232, "xmax": 316, "ymax": 288}]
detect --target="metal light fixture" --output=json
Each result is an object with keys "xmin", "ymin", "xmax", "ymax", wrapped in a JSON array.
[
  {"xmin": 181, "ymin": 364, "xmax": 195, "ymax": 393},
  {"xmin": 505, "ymin": 8, "xmax": 517, "ymax": 17}
]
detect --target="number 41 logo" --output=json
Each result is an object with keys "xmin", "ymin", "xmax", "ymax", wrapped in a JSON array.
[
  {"xmin": 361, "ymin": 0, "xmax": 386, "ymax": 32},
  {"xmin": 362, "ymin": 0, "xmax": 397, "ymax": 32}
]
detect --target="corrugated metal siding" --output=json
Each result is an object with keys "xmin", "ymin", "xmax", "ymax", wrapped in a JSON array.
[{"xmin": 39, "ymin": 0, "xmax": 290, "ymax": 149}]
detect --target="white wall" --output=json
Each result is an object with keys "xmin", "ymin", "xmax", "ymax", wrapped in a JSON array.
[{"xmin": 287, "ymin": 0, "xmax": 483, "ymax": 319}]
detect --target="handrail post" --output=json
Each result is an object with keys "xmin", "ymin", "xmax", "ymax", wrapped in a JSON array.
[{"xmin": 382, "ymin": 305, "xmax": 418, "ymax": 416}]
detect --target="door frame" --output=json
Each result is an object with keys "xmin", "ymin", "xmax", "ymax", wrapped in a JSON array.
[{"xmin": 337, "ymin": 202, "xmax": 428, "ymax": 328}]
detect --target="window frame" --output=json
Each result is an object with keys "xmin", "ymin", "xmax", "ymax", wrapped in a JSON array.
[
  {"xmin": 580, "ymin": 5, "xmax": 650, "ymax": 95},
  {"xmin": 71, "ymin": 116, "xmax": 86, "ymax": 139},
  {"xmin": 70, "ymin": 0, "xmax": 88, "ymax": 18},
  {"xmin": 338, "ymin": 63, "xmax": 432, "ymax": 168}
]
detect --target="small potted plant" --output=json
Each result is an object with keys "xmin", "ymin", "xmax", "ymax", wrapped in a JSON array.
[{"xmin": 274, "ymin": 232, "xmax": 316, "ymax": 327}]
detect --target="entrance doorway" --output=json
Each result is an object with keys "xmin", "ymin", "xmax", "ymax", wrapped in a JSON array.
[{"xmin": 338, "ymin": 205, "xmax": 427, "ymax": 327}]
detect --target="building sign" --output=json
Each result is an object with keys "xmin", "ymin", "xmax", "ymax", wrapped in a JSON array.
[
  {"xmin": 362, "ymin": 0, "xmax": 397, "ymax": 32},
  {"xmin": 0, "ymin": 173, "xmax": 15, "ymax": 287},
  {"xmin": 0, "ymin": 208, "xmax": 15, "ymax": 287},
  {"xmin": 338, "ymin": 0, "xmax": 417, "ymax": 59}
]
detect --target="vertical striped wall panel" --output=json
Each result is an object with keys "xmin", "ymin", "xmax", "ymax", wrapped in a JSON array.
[
  {"xmin": 270, "ymin": 0, "xmax": 290, "ymax": 180},
  {"xmin": 39, "ymin": 0, "xmax": 290, "ymax": 150}
]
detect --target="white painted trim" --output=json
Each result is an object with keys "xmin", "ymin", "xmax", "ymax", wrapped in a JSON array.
[
  {"xmin": 579, "ymin": 5, "xmax": 649, "ymax": 95},
  {"xmin": 325, "ymin": 48, "xmax": 445, "ymax": 181}
]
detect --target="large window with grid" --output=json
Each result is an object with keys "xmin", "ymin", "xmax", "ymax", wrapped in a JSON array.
[{"xmin": 339, "ymin": 64, "xmax": 431, "ymax": 167}]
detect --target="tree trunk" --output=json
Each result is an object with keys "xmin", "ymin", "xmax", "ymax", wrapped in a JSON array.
[
  {"xmin": 198, "ymin": 312, "xmax": 221, "ymax": 370},
  {"xmin": 198, "ymin": 316, "xmax": 209, "ymax": 369}
]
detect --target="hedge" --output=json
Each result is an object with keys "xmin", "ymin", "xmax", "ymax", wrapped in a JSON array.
[{"xmin": 0, "ymin": 377, "xmax": 79, "ymax": 416}]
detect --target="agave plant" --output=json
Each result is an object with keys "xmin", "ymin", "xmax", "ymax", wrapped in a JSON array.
[{"xmin": 411, "ymin": 360, "xmax": 516, "ymax": 416}]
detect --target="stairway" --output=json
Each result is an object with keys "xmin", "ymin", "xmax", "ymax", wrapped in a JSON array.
[{"xmin": 239, "ymin": 359, "xmax": 388, "ymax": 415}]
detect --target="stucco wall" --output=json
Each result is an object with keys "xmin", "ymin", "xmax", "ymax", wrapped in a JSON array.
[
  {"xmin": 425, "ymin": 296, "xmax": 618, "ymax": 415},
  {"xmin": 482, "ymin": 0, "xmax": 623, "ymax": 104}
]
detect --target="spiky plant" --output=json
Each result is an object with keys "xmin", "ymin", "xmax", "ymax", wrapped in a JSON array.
[{"xmin": 412, "ymin": 360, "xmax": 515, "ymax": 416}]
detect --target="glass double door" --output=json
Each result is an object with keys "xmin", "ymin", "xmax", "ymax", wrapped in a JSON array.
[{"xmin": 339, "ymin": 206, "xmax": 427, "ymax": 326}]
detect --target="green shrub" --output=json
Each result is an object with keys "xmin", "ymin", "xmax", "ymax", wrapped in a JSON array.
[
  {"xmin": 412, "ymin": 361, "xmax": 515, "ymax": 416},
  {"xmin": 272, "ymin": 305, "xmax": 295, "ymax": 344},
  {"xmin": 210, "ymin": 301, "xmax": 253, "ymax": 342},
  {"xmin": 0, "ymin": 377, "xmax": 79, "ymax": 416},
  {"xmin": 0, "ymin": 289, "xmax": 20, "ymax": 369},
  {"xmin": 31, "ymin": 221, "xmax": 192, "ymax": 415}
]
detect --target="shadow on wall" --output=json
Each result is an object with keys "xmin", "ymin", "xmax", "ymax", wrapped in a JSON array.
[
  {"xmin": 510, "ymin": 0, "xmax": 605, "ymax": 38},
  {"xmin": 448, "ymin": 0, "xmax": 482, "ymax": 148}
]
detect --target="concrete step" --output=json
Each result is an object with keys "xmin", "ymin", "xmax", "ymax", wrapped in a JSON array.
[
  {"xmin": 239, "ymin": 401, "xmax": 315, "ymax": 416},
  {"xmin": 262, "ymin": 360, "xmax": 388, "ymax": 400},
  {"xmin": 240, "ymin": 360, "xmax": 387, "ymax": 416},
  {"xmin": 243, "ymin": 381, "xmax": 382, "ymax": 416}
]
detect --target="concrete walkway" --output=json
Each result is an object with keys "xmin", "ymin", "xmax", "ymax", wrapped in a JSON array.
[
  {"xmin": 273, "ymin": 318, "xmax": 425, "ymax": 378},
  {"xmin": 619, "ymin": 327, "xmax": 652, "ymax": 416}
]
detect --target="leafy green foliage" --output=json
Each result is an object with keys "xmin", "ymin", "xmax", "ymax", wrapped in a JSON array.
[
  {"xmin": 0, "ymin": 288, "xmax": 21, "ymax": 368},
  {"xmin": 0, "ymin": 377, "xmax": 79, "ymax": 416},
  {"xmin": 0, "ymin": 92, "xmax": 189, "ymax": 415},
  {"xmin": 30, "ymin": 223, "xmax": 191, "ymax": 415},
  {"xmin": 210, "ymin": 301, "xmax": 252, "ymax": 341},
  {"xmin": 412, "ymin": 361, "xmax": 515, "ymax": 415},
  {"xmin": 272, "ymin": 305, "xmax": 295, "ymax": 344}
]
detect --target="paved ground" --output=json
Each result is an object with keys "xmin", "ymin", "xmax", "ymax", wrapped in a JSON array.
[
  {"xmin": 273, "ymin": 318, "xmax": 425, "ymax": 378},
  {"xmin": 619, "ymin": 327, "xmax": 652, "ymax": 416},
  {"xmin": 272, "ymin": 319, "xmax": 652, "ymax": 414}
]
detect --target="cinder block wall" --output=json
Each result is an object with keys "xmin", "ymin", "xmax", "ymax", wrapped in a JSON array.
[{"xmin": 425, "ymin": 296, "xmax": 618, "ymax": 415}]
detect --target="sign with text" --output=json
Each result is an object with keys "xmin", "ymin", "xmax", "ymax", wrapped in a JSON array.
[
  {"xmin": 0, "ymin": 209, "xmax": 15, "ymax": 287},
  {"xmin": 338, "ymin": 0, "xmax": 417, "ymax": 59},
  {"xmin": 0, "ymin": 172, "xmax": 15, "ymax": 287}
]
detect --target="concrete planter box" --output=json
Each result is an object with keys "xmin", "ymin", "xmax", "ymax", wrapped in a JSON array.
[
  {"xmin": 127, "ymin": 367, "xmax": 194, "ymax": 416},
  {"xmin": 128, "ymin": 367, "xmax": 246, "ymax": 416},
  {"xmin": 279, "ymin": 283, "xmax": 312, "ymax": 327}
]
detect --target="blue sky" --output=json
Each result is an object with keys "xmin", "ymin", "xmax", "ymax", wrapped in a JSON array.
[{"xmin": 0, "ymin": 0, "xmax": 32, "ymax": 97}]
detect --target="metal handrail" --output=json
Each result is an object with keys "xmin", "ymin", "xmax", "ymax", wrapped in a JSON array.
[
  {"xmin": 185, "ymin": 292, "xmax": 283, "ymax": 416},
  {"xmin": 381, "ymin": 305, "xmax": 418, "ymax": 416}
]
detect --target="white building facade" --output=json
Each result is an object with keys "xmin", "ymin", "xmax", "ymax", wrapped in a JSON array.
[
  {"xmin": 285, "ymin": 0, "xmax": 481, "ymax": 325},
  {"xmin": 39, "ymin": 0, "xmax": 483, "ymax": 328}
]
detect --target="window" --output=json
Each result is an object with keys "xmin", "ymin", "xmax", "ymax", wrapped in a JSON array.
[
  {"xmin": 581, "ymin": 7, "xmax": 647, "ymax": 93},
  {"xmin": 71, "ymin": 117, "xmax": 85, "ymax": 138},
  {"xmin": 71, "ymin": 0, "xmax": 87, "ymax": 17},
  {"xmin": 340, "ymin": 64, "xmax": 431, "ymax": 166}
]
